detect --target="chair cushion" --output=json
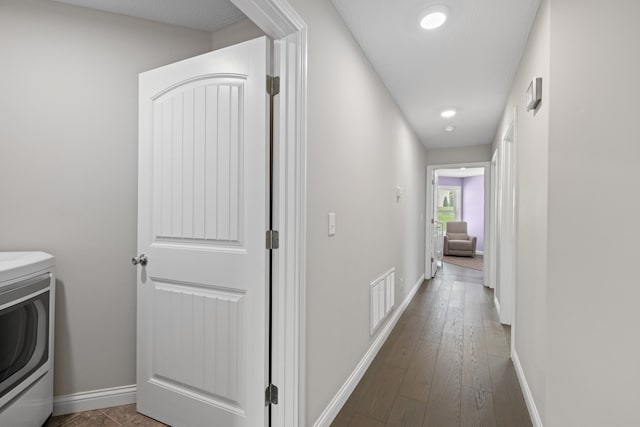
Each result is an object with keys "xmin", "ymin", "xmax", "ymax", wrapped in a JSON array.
[
  {"xmin": 447, "ymin": 232, "xmax": 468, "ymax": 241},
  {"xmin": 448, "ymin": 240, "xmax": 473, "ymax": 250},
  {"xmin": 446, "ymin": 222, "xmax": 468, "ymax": 234}
]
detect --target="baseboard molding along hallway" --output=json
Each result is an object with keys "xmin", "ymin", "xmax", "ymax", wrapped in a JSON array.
[{"xmin": 313, "ymin": 273, "xmax": 425, "ymax": 427}]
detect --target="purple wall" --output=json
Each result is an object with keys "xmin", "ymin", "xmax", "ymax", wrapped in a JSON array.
[
  {"xmin": 462, "ymin": 175, "xmax": 484, "ymax": 251},
  {"xmin": 438, "ymin": 176, "xmax": 462, "ymax": 186}
]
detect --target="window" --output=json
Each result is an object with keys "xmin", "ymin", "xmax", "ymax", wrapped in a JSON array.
[{"xmin": 437, "ymin": 186, "xmax": 461, "ymax": 232}]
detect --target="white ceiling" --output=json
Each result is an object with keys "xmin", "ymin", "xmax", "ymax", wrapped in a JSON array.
[
  {"xmin": 437, "ymin": 167, "xmax": 484, "ymax": 178},
  {"xmin": 332, "ymin": 0, "xmax": 540, "ymax": 149},
  {"xmin": 51, "ymin": 0, "xmax": 539, "ymax": 149},
  {"xmin": 52, "ymin": 0, "xmax": 246, "ymax": 32}
]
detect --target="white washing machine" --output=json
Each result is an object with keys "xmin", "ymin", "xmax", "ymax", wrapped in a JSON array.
[{"xmin": 0, "ymin": 252, "xmax": 55, "ymax": 427}]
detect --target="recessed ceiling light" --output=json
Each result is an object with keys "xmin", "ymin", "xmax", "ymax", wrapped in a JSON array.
[
  {"xmin": 420, "ymin": 11, "xmax": 447, "ymax": 30},
  {"xmin": 441, "ymin": 109, "xmax": 456, "ymax": 118},
  {"xmin": 445, "ymin": 125, "xmax": 455, "ymax": 132}
]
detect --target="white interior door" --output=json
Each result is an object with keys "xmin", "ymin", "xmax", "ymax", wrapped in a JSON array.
[
  {"xmin": 431, "ymin": 171, "xmax": 441, "ymax": 276},
  {"xmin": 425, "ymin": 167, "xmax": 440, "ymax": 279},
  {"xmin": 135, "ymin": 37, "xmax": 268, "ymax": 427}
]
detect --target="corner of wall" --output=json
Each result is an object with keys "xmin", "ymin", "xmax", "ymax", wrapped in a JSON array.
[{"xmin": 211, "ymin": 18, "xmax": 266, "ymax": 51}]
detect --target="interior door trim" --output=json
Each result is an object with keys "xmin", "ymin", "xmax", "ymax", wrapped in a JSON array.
[{"xmin": 229, "ymin": 1, "xmax": 308, "ymax": 426}]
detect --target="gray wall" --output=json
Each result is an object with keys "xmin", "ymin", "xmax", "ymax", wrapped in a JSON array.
[
  {"xmin": 495, "ymin": 0, "xmax": 640, "ymax": 425},
  {"xmin": 426, "ymin": 144, "xmax": 492, "ymax": 165},
  {"xmin": 0, "ymin": 0, "xmax": 213, "ymax": 396},
  {"xmin": 286, "ymin": 0, "xmax": 428, "ymax": 424},
  {"xmin": 546, "ymin": 0, "xmax": 640, "ymax": 425},
  {"xmin": 493, "ymin": 0, "xmax": 549, "ymax": 421}
]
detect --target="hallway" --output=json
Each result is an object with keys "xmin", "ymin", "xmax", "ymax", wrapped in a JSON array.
[{"xmin": 331, "ymin": 263, "xmax": 531, "ymax": 427}]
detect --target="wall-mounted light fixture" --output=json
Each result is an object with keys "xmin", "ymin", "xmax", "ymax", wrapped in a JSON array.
[{"xmin": 526, "ymin": 77, "xmax": 542, "ymax": 111}]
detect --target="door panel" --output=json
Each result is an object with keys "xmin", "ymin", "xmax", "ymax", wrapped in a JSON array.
[
  {"xmin": 431, "ymin": 171, "xmax": 440, "ymax": 276},
  {"xmin": 151, "ymin": 281, "xmax": 243, "ymax": 406},
  {"xmin": 153, "ymin": 79, "xmax": 245, "ymax": 245},
  {"xmin": 137, "ymin": 37, "xmax": 268, "ymax": 427}
]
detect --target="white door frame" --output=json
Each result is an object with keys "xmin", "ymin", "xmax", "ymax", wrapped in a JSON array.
[
  {"xmin": 488, "ymin": 150, "xmax": 498, "ymax": 290},
  {"xmin": 228, "ymin": 1, "xmax": 307, "ymax": 426},
  {"xmin": 495, "ymin": 109, "xmax": 517, "ymax": 329},
  {"xmin": 425, "ymin": 161, "xmax": 491, "ymax": 283}
]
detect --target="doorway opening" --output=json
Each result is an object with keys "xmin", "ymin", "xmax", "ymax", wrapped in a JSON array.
[
  {"xmin": 437, "ymin": 167, "xmax": 485, "ymax": 271},
  {"xmin": 485, "ymin": 109, "xmax": 517, "ymax": 358},
  {"xmin": 490, "ymin": 111, "xmax": 517, "ymax": 330},
  {"xmin": 133, "ymin": 0, "xmax": 309, "ymax": 424},
  {"xmin": 425, "ymin": 161, "xmax": 490, "ymax": 285}
]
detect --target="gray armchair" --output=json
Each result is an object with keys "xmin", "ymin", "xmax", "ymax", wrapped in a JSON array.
[{"xmin": 444, "ymin": 221, "xmax": 477, "ymax": 257}]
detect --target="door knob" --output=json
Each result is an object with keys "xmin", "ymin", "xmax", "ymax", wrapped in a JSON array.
[{"xmin": 132, "ymin": 254, "xmax": 148, "ymax": 266}]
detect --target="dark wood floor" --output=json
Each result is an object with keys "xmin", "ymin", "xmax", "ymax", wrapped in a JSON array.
[{"xmin": 331, "ymin": 263, "xmax": 532, "ymax": 427}]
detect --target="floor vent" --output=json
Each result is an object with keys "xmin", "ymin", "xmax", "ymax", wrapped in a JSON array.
[{"xmin": 370, "ymin": 268, "xmax": 395, "ymax": 335}]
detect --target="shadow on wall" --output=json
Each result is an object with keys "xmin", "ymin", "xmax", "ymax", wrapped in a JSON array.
[{"xmin": 54, "ymin": 278, "xmax": 74, "ymax": 395}]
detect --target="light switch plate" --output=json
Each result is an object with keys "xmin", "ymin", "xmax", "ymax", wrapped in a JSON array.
[{"xmin": 328, "ymin": 213, "xmax": 336, "ymax": 236}]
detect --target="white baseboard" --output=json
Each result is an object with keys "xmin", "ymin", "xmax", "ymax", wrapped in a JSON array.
[
  {"xmin": 312, "ymin": 273, "xmax": 425, "ymax": 427},
  {"xmin": 476, "ymin": 250, "xmax": 484, "ymax": 255},
  {"xmin": 512, "ymin": 349, "xmax": 543, "ymax": 427},
  {"xmin": 494, "ymin": 295, "xmax": 501, "ymax": 317},
  {"xmin": 53, "ymin": 384, "xmax": 136, "ymax": 416}
]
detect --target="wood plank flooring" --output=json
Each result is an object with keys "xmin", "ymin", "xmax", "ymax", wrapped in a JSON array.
[{"xmin": 331, "ymin": 263, "xmax": 532, "ymax": 427}]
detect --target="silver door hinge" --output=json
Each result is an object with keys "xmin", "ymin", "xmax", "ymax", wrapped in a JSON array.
[
  {"xmin": 267, "ymin": 75, "xmax": 280, "ymax": 96},
  {"xmin": 266, "ymin": 230, "xmax": 279, "ymax": 250},
  {"xmin": 265, "ymin": 383, "xmax": 279, "ymax": 406}
]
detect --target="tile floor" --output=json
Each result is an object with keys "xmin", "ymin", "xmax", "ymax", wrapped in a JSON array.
[{"xmin": 44, "ymin": 404, "xmax": 167, "ymax": 427}]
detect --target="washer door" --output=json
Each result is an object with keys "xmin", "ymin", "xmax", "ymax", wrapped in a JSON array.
[{"xmin": 0, "ymin": 278, "xmax": 49, "ymax": 399}]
